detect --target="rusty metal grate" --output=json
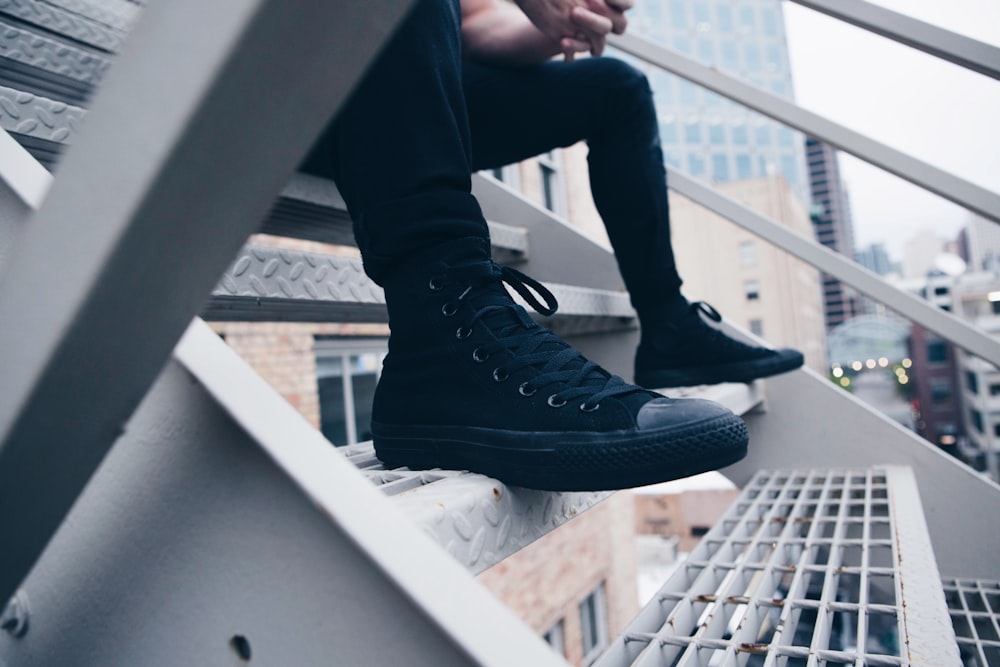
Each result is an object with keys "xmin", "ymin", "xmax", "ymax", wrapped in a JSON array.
[{"xmin": 596, "ymin": 467, "xmax": 959, "ymax": 667}]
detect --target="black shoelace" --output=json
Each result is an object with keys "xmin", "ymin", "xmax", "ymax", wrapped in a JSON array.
[{"xmin": 434, "ymin": 261, "xmax": 642, "ymax": 410}]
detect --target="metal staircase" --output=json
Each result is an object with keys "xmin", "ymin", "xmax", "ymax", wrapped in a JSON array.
[{"xmin": 1, "ymin": 1, "xmax": 999, "ymax": 665}]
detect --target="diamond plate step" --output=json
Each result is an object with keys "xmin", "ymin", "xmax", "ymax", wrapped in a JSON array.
[
  {"xmin": 205, "ymin": 243, "xmax": 625, "ymax": 336},
  {"xmin": 340, "ymin": 384, "xmax": 762, "ymax": 575},
  {"xmin": 0, "ymin": 0, "xmax": 125, "ymax": 53},
  {"xmin": 595, "ymin": 466, "xmax": 961, "ymax": 667},
  {"xmin": 0, "ymin": 18, "xmax": 112, "ymax": 103}
]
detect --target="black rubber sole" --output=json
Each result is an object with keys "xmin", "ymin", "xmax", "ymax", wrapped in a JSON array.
[
  {"xmin": 635, "ymin": 350, "xmax": 804, "ymax": 389},
  {"xmin": 372, "ymin": 413, "xmax": 748, "ymax": 491}
]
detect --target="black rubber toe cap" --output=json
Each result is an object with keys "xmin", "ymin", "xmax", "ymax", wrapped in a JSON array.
[{"xmin": 636, "ymin": 396, "xmax": 738, "ymax": 431}]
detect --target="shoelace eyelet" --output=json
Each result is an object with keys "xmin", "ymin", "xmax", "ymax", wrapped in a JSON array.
[
  {"xmin": 547, "ymin": 395, "xmax": 568, "ymax": 408},
  {"xmin": 455, "ymin": 326, "xmax": 472, "ymax": 340},
  {"xmin": 441, "ymin": 302, "xmax": 459, "ymax": 317},
  {"xmin": 518, "ymin": 382, "xmax": 536, "ymax": 397},
  {"xmin": 428, "ymin": 276, "xmax": 445, "ymax": 291},
  {"xmin": 492, "ymin": 368, "xmax": 509, "ymax": 382},
  {"xmin": 472, "ymin": 347, "xmax": 490, "ymax": 363},
  {"xmin": 580, "ymin": 402, "xmax": 600, "ymax": 412}
]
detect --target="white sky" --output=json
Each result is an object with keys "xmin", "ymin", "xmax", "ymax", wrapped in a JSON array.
[{"xmin": 782, "ymin": 0, "xmax": 1000, "ymax": 260}]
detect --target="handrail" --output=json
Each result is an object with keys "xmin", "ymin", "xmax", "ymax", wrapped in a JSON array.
[
  {"xmin": 607, "ymin": 32, "xmax": 1000, "ymax": 224},
  {"xmin": 786, "ymin": 0, "xmax": 1000, "ymax": 81},
  {"xmin": 0, "ymin": 128, "xmax": 52, "ymax": 210},
  {"xmin": 666, "ymin": 168, "xmax": 1000, "ymax": 368}
]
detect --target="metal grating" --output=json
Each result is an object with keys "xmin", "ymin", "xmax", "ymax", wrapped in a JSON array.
[
  {"xmin": 943, "ymin": 578, "xmax": 1000, "ymax": 666},
  {"xmin": 596, "ymin": 467, "xmax": 960, "ymax": 667}
]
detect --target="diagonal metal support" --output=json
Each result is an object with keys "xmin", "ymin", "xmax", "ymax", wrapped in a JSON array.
[
  {"xmin": 609, "ymin": 32, "xmax": 1000, "ymax": 225},
  {"xmin": 0, "ymin": 0, "xmax": 414, "ymax": 601},
  {"xmin": 787, "ymin": 0, "xmax": 1000, "ymax": 81},
  {"xmin": 0, "ymin": 319, "xmax": 566, "ymax": 666}
]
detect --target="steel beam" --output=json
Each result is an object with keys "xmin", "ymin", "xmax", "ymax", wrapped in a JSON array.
[
  {"xmin": 787, "ymin": 0, "xmax": 1000, "ymax": 81},
  {"xmin": 0, "ymin": 0, "xmax": 414, "ymax": 602},
  {"xmin": 667, "ymin": 168, "xmax": 1000, "ymax": 369},
  {"xmin": 609, "ymin": 33, "xmax": 1000, "ymax": 224},
  {"xmin": 0, "ymin": 319, "xmax": 565, "ymax": 666}
]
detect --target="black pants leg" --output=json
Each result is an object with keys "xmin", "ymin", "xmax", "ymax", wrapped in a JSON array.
[
  {"xmin": 302, "ymin": 0, "xmax": 488, "ymax": 286},
  {"xmin": 463, "ymin": 57, "xmax": 685, "ymax": 326}
]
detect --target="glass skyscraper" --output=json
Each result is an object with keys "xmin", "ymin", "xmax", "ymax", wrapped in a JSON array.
[{"xmin": 622, "ymin": 0, "xmax": 809, "ymax": 205}]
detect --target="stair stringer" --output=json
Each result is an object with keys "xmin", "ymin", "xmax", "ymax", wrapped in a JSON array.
[
  {"xmin": 730, "ymin": 365, "xmax": 1000, "ymax": 580},
  {"xmin": 0, "ymin": 318, "xmax": 567, "ymax": 666}
]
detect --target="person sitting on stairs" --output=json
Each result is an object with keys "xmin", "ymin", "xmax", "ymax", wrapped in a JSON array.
[{"xmin": 301, "ymin": 0, "xmax": 802, "ymax": 492}]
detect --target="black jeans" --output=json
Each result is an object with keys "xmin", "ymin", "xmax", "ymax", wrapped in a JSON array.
[{"xmin": 303, "ymin": 0, "xmax": 683, "ymax": 321}]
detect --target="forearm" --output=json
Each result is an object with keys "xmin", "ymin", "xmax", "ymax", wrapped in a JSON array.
[{"xmin": 462, "ymin": 2, "xmax": 562, "ymax": 65}]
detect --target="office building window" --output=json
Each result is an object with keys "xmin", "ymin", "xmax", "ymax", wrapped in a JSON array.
[
  {"xmin": 580, "ymin": 583, "xmax": 608, "ymax": 666},
  {"xmin": 708, "ymin": 122, "xmax": 725, "ymax": 145},
  {"xmin": 931, "ymin": 381, "xmax": 952, "ymax": 404},
  {"xmin": 744, "ymin": 279, "xmax": 760, "ymax": 301},
  {"xmin": 669, "ymin": 0, "xmax": 686, "ymax": 28},
  {"xmin": 761, "ymin": 7, "xmax": 778, "ymax": 36},
  {"xmin": 315, "ymin": 337, "xmax": 387, "ymax": 446},
  {"xmin": 749, "ymin": 319, "xmax": 763, "ymax": 337},
  {"xmin": 687, "ymin": 153, "xmax": 706, "ymax": 177},
  {"xmin": 739, "ymin": 240, "xmax": 757, "ymax": 267},
  {"xmin": 484, "ymin": 164, "xmax": 520, "ymax": 191},
  {"xmin": 711, "ymin": 153, "xmax": 730, "ymax": 181},
  {"xmin": 538, "ymin": 151, "xmax": 565, "ymax": 215},
  {"xmin": 990, "ymin": 383, "xmax": 1000, "ymax": 397},
  {"xmin": 967, "ymin": 371, "xmax": 980, "ymax": 395},
  {"xmin": 732, "ymin": 123, "xmax": 748, "ymax": 145},
  {"xmin": 661, "ymin": 119, "xmax": 679, "ymax": 144},
  {"xmin": 721, "ymin": 41, "xmax": 739, "ymax": 72},
  {"xmin": 970, "ymin": 409, "xmax": 984, "ymax": 434},
  {"xmin": 542, "ymin": 621, "xmax": 565, "ymax": 657},
  {"xmin": 926, "ymin": 339, "xmax": 947, "ymax": 364},
  {"xmin": 683, "ymin": 119, "xmax": 702, "ymax": 143},
  {"xmin": 716, "ymin": 4, "xmax": 733, "ymax": 32},
  {"xmin": 736, "ymin": 153, "xmax": 753, "ymax": 179}
]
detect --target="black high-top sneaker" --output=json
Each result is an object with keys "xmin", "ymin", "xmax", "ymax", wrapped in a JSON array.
[
  {"xmin": 371, "ymin": 239, "xmax": 748, "ymax": 491},
  {"xmin": 634, "ymin": 301, "xmax": 804, "ymax": 389}
]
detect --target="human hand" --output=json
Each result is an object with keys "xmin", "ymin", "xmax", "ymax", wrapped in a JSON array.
[{"xmin": 519, "ymin": 0, "xmax": 632, "ymax": 61}]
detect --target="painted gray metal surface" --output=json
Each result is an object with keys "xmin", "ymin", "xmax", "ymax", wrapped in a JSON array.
[
  {"xmin": 728, "ymin": 366, "xmax": 1000, "ymax": 580},
  {"xmin": 787, "ymin": 0, "xmax": 1000, "ymax": 80},
  {"xmin": 472, "ymin": 173, "xmax": 628, "ymax": 292},
  {"xmin": 609, "ymin": 32, "xmax": 1000, "ymax": 224},
  {"xmin": 0, "ymin": 319, "xmax": 567, "ymax": 666},
  {"xmin": 943, "ymin": 577, "xmax": 1000, "ymax": 665},
  {"xmin": 206, "ymin": 243, "xmax": 634, "ymax": 336},
  {"xmin": 0, "ymin": 126, "xmax": 50, "ymax": 209},
  {"xmin": 0, "ymin": 0, "xmax": 414, "ymax": 602},
  {"xmin": 666, "ymin": 167, "xmax": 1000, "ymax": 370},
  {"xmin": 0, "ymin": 0, "xmax": 123, "ymax": 52},
  {"xmin": 0, "ymin": 19, "xmax": 110, "ymax": 85},
  {"xmin": 41, "ymin": 0, "xmax": 138, "ymax": 32},
  {"xmin": 596, "ymin": 466, "xmax": 960, "ymax": 667},
  {"xmin": 339, "ymin": 380, "xmax": 762, "ymax": 575},
  {"xmin": 0, "ymin": 84, "xmax": 84, "ymax": 142}
]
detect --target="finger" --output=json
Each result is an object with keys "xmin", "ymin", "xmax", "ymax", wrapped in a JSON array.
[
  {"xmin": 605, "ymin": 0, "xmax": 634, "ymax": 11},
  {"xmin": 590, "ymin": 35, "xmax": 606, "ymax": 57},
  {"xmin": 584, "ymin": 0, "xmax": 628, "ymax": 34},
  {"xmin": 561, "ymin": 36, "xmax": 590, "ymax": 58},
  {"xmin": 570, "ymin": 7, "xmax": 613, "ymax": 37}
]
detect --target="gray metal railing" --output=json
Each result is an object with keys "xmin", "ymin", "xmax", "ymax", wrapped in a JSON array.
[{"xmin": 608, "ymin": 7, "xmax": 1000, "ymax": 367}]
